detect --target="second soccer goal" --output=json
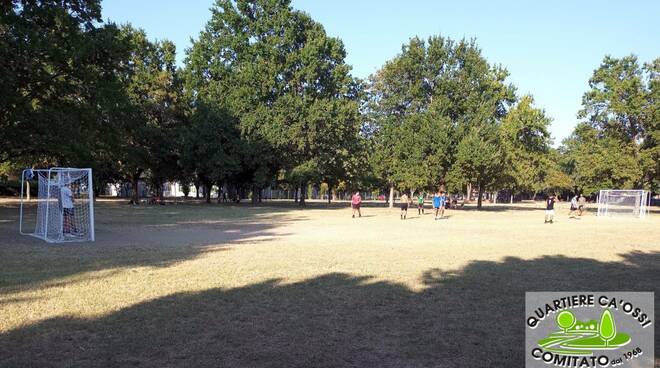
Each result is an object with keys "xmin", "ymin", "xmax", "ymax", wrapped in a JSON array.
[{"xmin": 597, "ymin": 189, "xmax": 650, "ymax": 219}]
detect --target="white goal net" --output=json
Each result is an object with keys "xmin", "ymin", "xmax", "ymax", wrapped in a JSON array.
[
  {"xmin": 20, "ymin": 168, "xmax": 95, "ymax": 243},
  {"xmin": 597, "ymin": 189, "xmax": 650, "ymax": 219}
]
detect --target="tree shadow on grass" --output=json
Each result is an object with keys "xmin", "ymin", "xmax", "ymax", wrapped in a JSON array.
[
  {"xmin": 0, "ymin": 202, "xmax": 300, "ymax": 292},
  {"xmin": 0, "ymin": 251, "xmax": 657, "ymax": 367}
]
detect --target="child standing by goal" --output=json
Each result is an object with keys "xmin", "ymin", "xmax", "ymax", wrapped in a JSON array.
[{"xmin": 60, "ymin": 183, "xmax": 76, "ymax": 235}]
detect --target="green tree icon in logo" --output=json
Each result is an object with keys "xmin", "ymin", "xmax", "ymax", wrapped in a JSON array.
[
  {"xmin": 539, "ymin": 309, "xmax": 630, "ymax": 355},
  {"xmin": 599, "ymin": 310, "xmax": 616, "ymax": 347},
  {"xmin": 556, "ymin": 310, "xmax": 576, "ymax": 332}
]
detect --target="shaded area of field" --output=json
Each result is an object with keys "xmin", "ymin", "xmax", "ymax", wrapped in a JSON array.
[
  {"xmin": 0, "ymin": 252, "xmax": 657, "ymax": 367},
  {"xmin": 0, "ymin": 199, "xmax": 658, "ymax": 367}
]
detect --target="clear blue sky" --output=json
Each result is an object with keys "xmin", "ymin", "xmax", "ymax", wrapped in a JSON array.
[{"xmin": 102, "ymin": 0, "xmax": 660, "ymax": 145}]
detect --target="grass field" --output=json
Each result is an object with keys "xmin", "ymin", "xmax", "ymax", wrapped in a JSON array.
[{"xmin": 1, "ymin": 199, "xmax": 658, "ymax": 367}]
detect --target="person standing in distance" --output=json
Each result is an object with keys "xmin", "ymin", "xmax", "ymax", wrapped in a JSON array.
[
  {"xmin": 545, "ymin": 194, "xmax": 557, "ymax": 224},
  {"xmin": 568, "ymin": 194, "xmax": 579, "ymax": 218},
  {"xmin": 578, "ymin": 194, "xmax": 586, "ymax": 216},
  {"xmin": 438, "ymin": 191, "xmax": 447, "ymax": 219},
  {"xmin": 400, "ymin": 192, "xmax": 410, "ymax": 220},
  {"xmin": 433, "ymin": 191, "xmax": 441, "ymax": 220},
  {"xmin": 351, "ymin": 191, "xmax": 362, "ymax": 218},
  {"xmin": 60, "ymin": 183, "xmax": 76, "ymax": 235},
  {"xmin": 417, "ymin": 192, "xmax": 425, "ymax": 215}
]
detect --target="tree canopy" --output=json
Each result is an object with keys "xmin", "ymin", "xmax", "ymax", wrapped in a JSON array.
[
  {"xmin": 1, "ymin": 1, "xmax": 657, "ymax": 206},
  {"xmin": 561, "ymin": 55, "xmax": 659, "ymax": 194}
]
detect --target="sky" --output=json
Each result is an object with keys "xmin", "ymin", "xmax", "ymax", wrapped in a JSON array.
[{"xmin": 101, "ymin": 0, "xmax": 660, "ymax": 145}]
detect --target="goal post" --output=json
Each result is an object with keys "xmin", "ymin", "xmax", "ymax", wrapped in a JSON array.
[
  {"xmin": 596, "ymin": 189, "xmax": 650, "ymax": 219},
  {"xmin": 20, "ymin": 168, "xmax": 95, "ymax": 243}
]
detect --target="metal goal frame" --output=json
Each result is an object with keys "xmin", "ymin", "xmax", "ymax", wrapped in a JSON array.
[
  {"xmin": 19, "ymin": 167, "xmax": 95, "ymax": 243},
  {"xmin": 596, "ymin": 189, "xmax": 650, "ymax": 219}
]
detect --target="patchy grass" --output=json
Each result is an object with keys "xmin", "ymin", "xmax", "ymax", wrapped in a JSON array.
[{"xmin": 0, "ymin": 199, "xmax": 658, "ymax": 367}]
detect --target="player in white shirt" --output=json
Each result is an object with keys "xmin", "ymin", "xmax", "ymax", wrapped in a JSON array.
[{"xmin": 60, "ymin": 184, "xmax": 76, "ymax": 234}]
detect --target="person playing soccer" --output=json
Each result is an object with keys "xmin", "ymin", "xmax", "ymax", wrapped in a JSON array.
[
  {"xmin": 569, "ymin": 194, "xmax": 579, "ymax": 218},
  {"xmin": 438, "ymin": 191, "xmax": 447, "ymax": 219},
  {"xmin": 578, "ymin": 194, "xmax": 586, "ymax": 216},
  {"xmin": 544, "ymin": 194, "xmax": 557, "ymax": 224},
  {"xmin": 432, "ymin": 190, "xmax": 441, "ymax": 220},
  {"xmin": 400, "ymin": 193, "xmax": 410, "ymax": 220},
  {"xmin": 351, "ymin": 191, "xmax": 362, "ymax": 218},
  {"xmin": 417, "ymin": 192, "xmax": 425, "ymax": 215}
]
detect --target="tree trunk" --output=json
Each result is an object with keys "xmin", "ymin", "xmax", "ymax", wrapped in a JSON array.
[
  {"xmin": 252, "ymin": 184, "xmax": 258, "ymax": 205},
  {"xmin": 131, "ymin": 172, "xmax": 141, "ymax": 204},
  {"xmin": 217, "ymin": 182, "xmax": 223, "ymax": 203},
  {"xmin": 510, "ymin": 193, "xmax": 514, "ymax": 204},
  {"xmin": 299, "ymin": 184, "xmax": 306, "ymax": 207},
  {"xmin": 477, "ymin": 183, "xmax": 484, "ymax": 209},
  {"xmin": 388, "ymin": 185, "xmax": 394, "ymax": 209},
  {"xmin": 466, "ymin": 183, "xmax": 472, "ymax": 203},
  {"xmin": 205, "ymin": 183, "xmax": 211, "ymax": 204},
  {"xmin": 194, "ymin": 183, "xmax": 200, "ymax": 199},
  {"xmin": 327, "ymin": 186, "xmax": 332, "ymax": 204},
  {"xmin": 294, "ymin": 186, "xmax": 299, "ymax": 203}
]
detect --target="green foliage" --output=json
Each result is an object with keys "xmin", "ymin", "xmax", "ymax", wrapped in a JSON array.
[
  {"xmin": 113, "ymin": 25, "xmax": 184, "ymax": 199},
  {"xmin": 185, "ymin": 0, "xmax": 362, "ymax": 202},
  {"xmin": 565, "ymin": 55, "xmax": 660, "ymax": 192},
  {"xmin": 2, "ymin": 2, "xmax": 655, "ymax": 202},
  {"xmin": 179, "ymin": 102, "xmax": 239, "ymax": 189},
  {"xmin": 369, "ymin": 35, "xmax": 515, "ymax": 197},
  {"xmin": 561, "ymin": 123, "xmax": 642, "ymax": 194},
  {"xmin": 499, "ymin": 95, "xmax": 555, "ymax": 194},
  {"xmin": 449, "ymin": 127, "xmax": 503, "ymax": 207},
  {"xmin": 0, "ymin": 0, "xmax": 128, "ymax": 169}
]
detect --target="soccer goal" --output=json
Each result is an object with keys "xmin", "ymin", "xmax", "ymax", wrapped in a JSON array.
[
  {"xmin": 597, "ymin": 189, "xmax": 650, "ymax": 219},
  {"xmin": 19, "ymin": 168, "xmax": 95, "ymax": 243}
]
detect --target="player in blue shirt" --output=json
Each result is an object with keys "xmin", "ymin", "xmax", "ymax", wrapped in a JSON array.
[
  {"xmin": 438, "ymin": 191, "xmax": 447, "ymax": 219},
  {"xmin": 432, "ymin": 190, "xmax": 442, "ymax": 220}
]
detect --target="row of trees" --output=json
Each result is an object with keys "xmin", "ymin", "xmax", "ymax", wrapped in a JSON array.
[{"xmin": 1, "ymin": 0, "xmax": 658, "ymax": 208}]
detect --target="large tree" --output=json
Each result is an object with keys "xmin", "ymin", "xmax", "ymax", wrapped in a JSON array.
[
  {"xmin": 186, "ymin": 0, "xmax": 361, "ymax": 206},
  {"xmin": 0, "ymin": 0, "xmax": 130, "ymax": 186},
  {"xmin": 369, "ymin": 36, "xmax": 515, "ymax": 208},
  {"xmin": 448, "ymin": 126, "xmax": 503, "ymax": 209},
  {"xmin": 115, "ymin": 25, "xmax": 184, "ymax": 203},
  {"xmin": 179, "ymin": 101, "xmax": 239, "ymax": 203},
  {"xmin": 499, "ymin": 95, "xmax": 554, "ymax": 198},
  {"xmin": 561, "ymin": 123, "xmax": 642, "ymax": 194},
  {"xmin": 563, "ymin": 55, "xmax": 659, "ymax": 193}
]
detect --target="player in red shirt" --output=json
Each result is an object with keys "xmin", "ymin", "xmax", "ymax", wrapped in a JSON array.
[{"xmin": 351, "ymin": 192, "xmax": 362, "ymax": 218}]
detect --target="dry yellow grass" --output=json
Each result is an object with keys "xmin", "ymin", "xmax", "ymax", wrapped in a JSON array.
[{"xmin": 0, "ymin": 199, "xmax": 658, "ymax": 367}]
